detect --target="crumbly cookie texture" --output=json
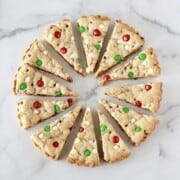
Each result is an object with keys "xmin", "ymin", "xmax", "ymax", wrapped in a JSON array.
[
  {"xmin": 104, "ymin": 82, "xmax": 163, "ymax": 113},
  {"xmin": 95, "ymin": 19, "xmax": 145, "ymax": 77},
  {"xmin": 43, "ymin": 19, "xmax": 85, "ymax": 76},
  {"xmin": 77, "ymin": 15, "xmax": 110, "ymax": 74},
  {"xmin": 97, "ymin": 110, "xmax": 130, "ymax": 163},
  {"xmin": 22, "ymin": 39, "xmax": 72, "ymax": 82},
  {"xmin": 98, "ymin": 48, "xmax": 161, "ymax": 86},
  {"xmin": 67, "ymin": 107, "xmax": 100, "ymax": 167},
  {"xmin": 31, "ymin": 106, "xmax": 82, "ymax": 160},
  {"xmin": 13, "ymin": 64, "xmax": 76, "ymax": 96},
  {"xmin": 99, "ymin": 99, "xmax": 159, "ymax": 146},
  {"xmin": 17, "ymin": 98, "xmax": 76, "ymax": 129}
]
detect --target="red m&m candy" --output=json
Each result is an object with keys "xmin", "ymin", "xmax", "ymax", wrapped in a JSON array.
[
  {"xmin": 60, "ymin": 47, "xmax": 67, "ymax": 54},
  {"xmin": 52, "ymin": 141, "xmax": 59, "ymax": 148},
  {"xmin": 122, "ymin": 34, "xmax": 130, "ymax": 42},
  {"xmin": 54, "ymin": 31, "xmax": 61, "ymax": 39},
  {"xmin": 78, "ymin": 126, "xmax": 84, "ymax": 132},
  {"xmin": 135, "ymin": 100, "xmax": 142, "ymax": 107},
  {"xmin": 37, "ymin": 79, "xmax": 44, "ymax": 87},
  {"xmin": 145, "ymin": 84, "xmax": 152, "ymax": 91},
  {"xmin": 93, "ymin": 29, "xmax": 101, "ymax": 36},
  {"xmin": 113, "ymin": 136, "xmax": 120, "ymax": 143},
  {"xmin": 103, "ymin": 75, "xmax": 111, "ymax": 82},
  {"xmin": 33, "ymin": 101, "xmax": 42, "ymax": 109}
]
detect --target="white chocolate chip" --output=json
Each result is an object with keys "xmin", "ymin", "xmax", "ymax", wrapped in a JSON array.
[
  {"xmin": 52, "ymin": 126, "xmax": 58, "ymax": 131},
  {"xmin": 33, "ymin": 110, "xmax": 39, "ymax": 114},
  {"xmin": 142, "ymin": 60, "xmax": 147, "ymax": 65},
  {"xmin": 117, "ymin": 40, "xmax": 121, "ymax": 44},
  {"xmin": 93, "ymin": 149, "xmax": 97, "ymax": 154},
  {"xmin": 87, "ymin": 53, "xmax": 93, "ymax": 57},
  {"xmin": 99, "ymin": 24, "xmax": 105, "ymax": 29},
  {"xmin": 25, "ymin": 77, "xmax": 31, "ymax": 82},
  {"xmin": 38, "ymin": 133, "xmax": 44, "ymax": 139},
  {"xmin": 84, "ymin": 120, "xmax": 90, "ymax": 126},
  {"xmin": 71, "ymin": 149, "xmax": 77, "ymax": 154},
  {"xmin": 70, "ymin": 54, "xmax": 75, "ymax": 58},
  {"xmin": 48, "ymin": 34, "xmax": 53, "ymax": 40},
  {"xmin": 131, "ymin": 118, "xmax": 136, "ymax": 123},
  {"xmin": 74, "ymin": 138, "xmax": 80, "ymax": 144},
  {"xmin": 88, "ymin": 140, "xmax": 94, "ymax": 144},
  {"xmin": 52, "ymin": 101, "xmax": 56, "ymax": 104},
  {"xmin": 71, "ymin": 36, "xmax": 74, "ymax": 41},
  {"xmin": 148, "ymin": 69, "xmax": 154, "ymax": 74},
  {"xmin": 43, "ymin": 51, "xmax": 48, "ymax": 55},
  {"xmin": 84, "ymin": 39, "xmax": 89, "ymax": 45},
  {"xmin": 124, "ymin": 45, "xmax": 129, "ymax": 50},
  {"xmin": 113, "ymin": 145, "xmax": 119, "ymax": 150}
]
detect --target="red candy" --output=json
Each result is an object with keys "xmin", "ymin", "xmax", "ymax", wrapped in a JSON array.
[
  {"xmin": 33, "ymin": 101, "xmax": 42, "ymax": 109},
  {"xmin": 60, "ymin": 47, "xmax": 67, "ymax": 54},
  {"xmin": 145, "ymin": 84, "xmax": 152, "ymax": 91},
  {"xmin": 122, "ymin": 34, "xmax": 130, "ymax": 42},
  {"xmin": 103, "ymin": 75, "xmax": 111, "ymax": 82},
  {"xmin": 67, "ymin": 98, "xmax": 73, "ymax": 105},
  {"xmin": 135, "ymin": 101, "xmax": 142, "ymax": 107},
  {"xmin": 113, "ymin": 136, "xmax": 120, "ymax": 143},
  {"xmin": 78, "ymin": 126, "xmax": 84, "ymax": 132},
  {"xmin": 37, "ymin": 79, "xmax": 44, "ymax": 87},
  {"xmin": 54, "ymin": 31, "xmax": 61, "ymax": 39},
  {"xmin": 52, "ymin": 141, "xmax": 59, "ymax": 148},
  {"xmin": 93, "ymin": 29, "xmax": 101, "ymax": 36}
]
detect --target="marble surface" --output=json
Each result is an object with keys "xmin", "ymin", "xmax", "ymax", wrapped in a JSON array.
[{"xmin": 1, "ymin": 0, "xmax": 180, "ymax": 179}]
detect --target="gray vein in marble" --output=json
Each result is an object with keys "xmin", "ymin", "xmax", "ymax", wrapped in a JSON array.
[
  {"xmin": 131, "ymin": 7, "xmax": 180, "ymax": 37},
  {"xmin": 158, "ymin": 104, "xmax": 180, "ymax": 116},
  {"xmin": 158, "ymin": 144, "xmax": 167, "ymax": 158},
  {"xmin": 166, "ymin": 116, "xmax": 180, "ymax": 132}
]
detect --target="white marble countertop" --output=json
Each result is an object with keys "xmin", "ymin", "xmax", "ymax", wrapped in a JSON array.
[{"xmin": 1, "ymin": 0, "xmax": 180, "ymax": 179}]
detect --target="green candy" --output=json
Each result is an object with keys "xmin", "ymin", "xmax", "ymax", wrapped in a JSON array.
[
  {"xmin": 44, "ymin": 125, "xmax": 51, "ymax": 132},
  {"xmin": 20, "ymin": 82, "xmax": 27, "ymax": 90},
  {"xmin": 94, "ymin": 44, "xmax": 101, "ymax": 50},
  {"xmin": 128, "ymin": 71, "xmax": 134, "ymax": 79},
  {"xmin": 138, "ymin": 53, "xmax": 146, "ymax": 61},
  {"xmin": 123, "ymin": 107, "xmax": 129, "ymax": 113},
  {"xmin": 84, "ymin": 149, "xmax": 91, "ymax": 157},
  {"xmin": 54, "ymin": 105, "xmax": 61, "ymax": 112},
  {"xmin": 79, "ymin": 26, "xmax": 86, "ymax": 33},
  {"xmin": 55, "ymin": 90, "xmax": 62, "ymax": 96},
  {"xmin": 36, "ymin": 59, "xmax": 43, "ymax": 67},
  {"xmin": 100, "ymin": 125, "xmax": 107, "ymax": 132},
  {"xmin": 114, "ymin": 54, "xmax": 122, "ymax": 62},
  {"xmin": 135, "ymin": 126, "xmax": 142, "ymax": 132}
]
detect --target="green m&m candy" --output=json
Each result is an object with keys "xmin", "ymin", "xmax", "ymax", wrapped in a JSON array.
[
  {"xmin": 20, "ymin": 82, "xmax": 27, "ymax": 90},
  {"xmin": 79, "ymin": 26, "xmax": 86, "ymax": 33},
  {"xmin": 35, "ymin": 59, "xmax": 43, "ymax": 67},
  {"xmin": 94, "ymin": 44, "xmax": 101, "ymax": 50},
  {"xmin": 44, "ymin": 125, "xmax": 51, "ymax": 132},
  {"xmin": 128, "ymin": 71, "xmax": 134, "ymax": 79},
  {"xmin": 123, "ymin": 107, "xmax": 129, "ymax": 113},
  {"xmin": 114, "ymin": 54, "xmax": 122, "ymax": 62},
  {"xmin": 100, "ymin": 125, "xmax": 107, "ymax": 132},
  {"xmin": 84, "ymin": 149, "xmax": 91, "ymax": 157},
  {"xmin": 138, "ymin": 53, "xmax": 146, "ymax": 61},
  {"xmin": 135, "ymin": 126, "xmax": 142, "ymax": 132},
  {"xmin": 54, "ymin": 105, "xmax": 61, "ymax": 112},
  {"xmin": 55, "ymin": 90, "xmax": 62, "ymax": 96}
]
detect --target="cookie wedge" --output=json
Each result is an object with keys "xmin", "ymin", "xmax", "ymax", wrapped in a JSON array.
[
  {"xmin": 31, "ymin": 106, "xmax": 82, "ymax": 160},
  {"xmin": 96, "ymin": 19, "xmax": 144, "ymax": 77},
  {"xmin": 43, "ymin": 19, "xmax": 85, "ymax": 76},
  {"xmin": 67, "ymin": 107, "xmax": 100, "ymax": 167},
  {"xmin": 98, "ymin": 48, "xmax": 161, "ymax": 86},
  {"xmin": 22, "ymin": 39, "xmax": 72, "ymax": 82},
  {"xmin": 77, "ymin": 15, "xmax": 110, "ymax": 73},
  {"xmin": 17, "ymin": 98, "xmax": 76, "ymax": 129},
  {"xmin": 104, "ymin": 82, "xmax": 163, "ymax": 113},
  {"xmin": 97, "ymin": 110, "xmax": 130, "ymax": 163},
  {"xmin": 13, "ymin": 64, "xmax": 76, "ymax": 96},
  {"xmin": 99, "ymin": 99, "xmax": 159, "ymax": 146}
]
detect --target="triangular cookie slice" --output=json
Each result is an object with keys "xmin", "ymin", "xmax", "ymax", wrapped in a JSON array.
[
  {"xmin": 98, "ymin": 48, "xmax": 161, "ymax": 86},
  {"xmin": 99, "ymin": 100, "xmax": 159, "ymax": 146},
  {"xmin": 104, "ymin": 82, "xmax": 163, "ymax": 113},
  {"xmin": 97, "ymin": 110, "xmax": 130, "ymax": 163},
  {"xmin": 13, "ymin": 64, "xmax": 76, "ymax": 96},
  {"xmin": 77, "ymin": 15, "xmax": 110, "ymax": 74},
  {"xmin": 96, "ymin": 19, "xmax": 145, "ymax": 77},
  {"xmin": 17, "ymin": 98, "xmax": 76, "ymax": 129},
  {"xmin": 22, "ymin": 39, "xmax": 72, "ymax": 82},
  {"xmin": 43, "ymin": 19, "xmax": 85, "ymax": 76},
  {"xmin": 67, "ymin": 107, "xmax": 100, "ymax": 167},
  {"xmin": 31, "ymin": 106, "xmax": 82, "ymax": 160}
]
